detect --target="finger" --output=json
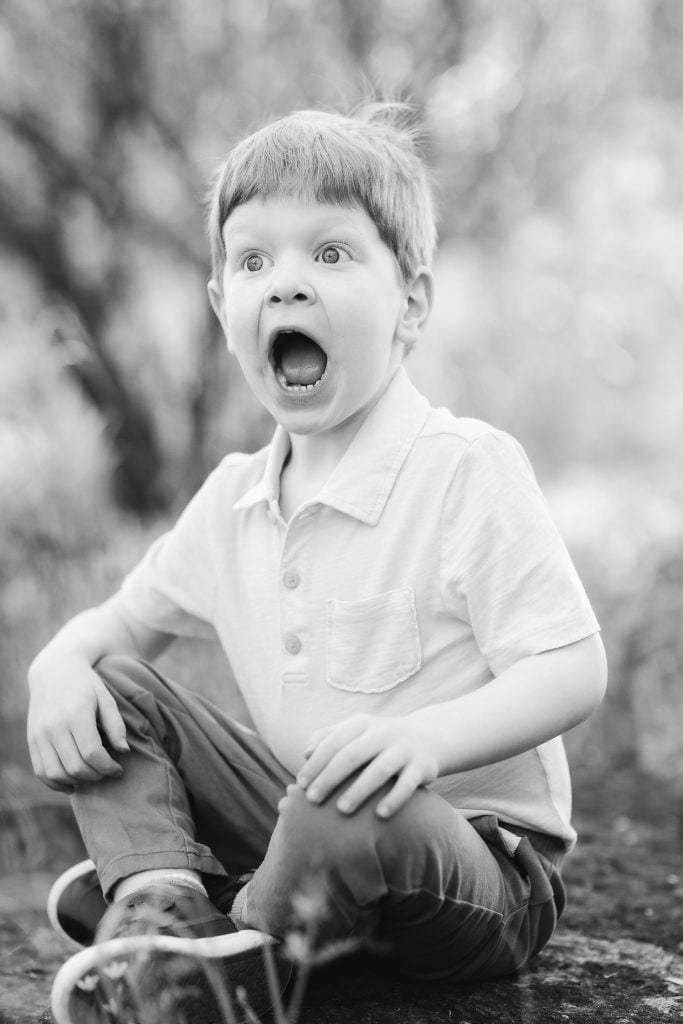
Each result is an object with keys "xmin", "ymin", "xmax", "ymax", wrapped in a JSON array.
[
  {"xmin": 303, "ymin": 734, "xmax": 384, "ymax": 804},
  {"xmin": 303, "ymin": 722, "xmax": 339, "ymax": 757},
  {"xmin": 58, "ymin": 731, "xmax": 113, "ymax": 783},
  {"xmin": 300, "ymin": 729, "xmax": 348, "ymax": 776},
  {"xmin": 35, "ymin": 743, "xmax": 76, "ymax": 793},
  {"xmin": 304, "ymin": 715, "xmax": 372, "ymax": 760},
  {"xmin": 96, "ymin": 688, "xmax": 129, "ymax": 752},
  {"xmin": 335, "ymin": 748, "xmax": 407, "ymax": 815},
  {"xmin": 44, "ymin": 779, "xmax": 75, "ymax": 794},
  {"xmin": 298, "ymin": 719, "xmax": 368, "ymax": 788},
  {"xmin": 374, "ymin": 765, "xmax": 424, "ymax": 819},
  {"xmin": 72, "ymin": 717, "xmax": 124, "ymax": 777},
  {"xmin": 28, "ymin": 745, "xmax": 67, "ymax": 792}
]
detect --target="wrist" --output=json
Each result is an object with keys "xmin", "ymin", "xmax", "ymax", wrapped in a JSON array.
[
  {"xmin": 407, "ymin": 705, "xmax": 470, "ymax": 779},
  {"xmin": 28, "ymin": 645, "xmax": 90, "ymax": 688},
  {"xmin": 404, "ymin": 712, "xmax": 445, "ymax": 779}
]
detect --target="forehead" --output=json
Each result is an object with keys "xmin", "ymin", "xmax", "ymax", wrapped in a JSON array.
[{"xmin": 221, "ymin": 195, "xmax": 379, "ymax": 244}]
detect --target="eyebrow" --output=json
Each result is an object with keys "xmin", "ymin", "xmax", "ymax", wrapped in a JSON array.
[
  {"xmin": 222, "ymin": 228, "xmax": 253, "ymax": 251},
  {"xmin": 223, "ymin": 207, "xmax": 366, "ymax": 248}
]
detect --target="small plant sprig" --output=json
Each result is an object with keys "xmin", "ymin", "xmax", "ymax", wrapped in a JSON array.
[{"xmin": 75, "ymin": 874, "xmax": 363, "ymax": 1024}]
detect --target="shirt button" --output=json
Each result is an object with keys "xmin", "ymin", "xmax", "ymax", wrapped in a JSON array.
[
  {"xmin": 283, "ymin": 569, "xmax": 301, "ymax": 589},
  {"xmin": 284, "ymin": 633, "xmax": 302, "ymax": 655}
]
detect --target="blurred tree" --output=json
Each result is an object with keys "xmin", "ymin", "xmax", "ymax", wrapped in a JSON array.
[
  {"xmin": 0, "ymin": 0, "xmax": 465, "ymax": 511},
  {"xmin": 1, "ymin": 0, "xmax": 682, "ymax": 791},
  {"xmin": 1, "ymin": 0, "xmax": 681, "ymax": 507},
  {"xmin": 0, "ymin": 0, "xmax": 214, "ymax": 511}
]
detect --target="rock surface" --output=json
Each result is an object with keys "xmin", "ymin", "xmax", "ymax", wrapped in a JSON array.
[{"xmin": 1, "ymin": 763, "xmax": 681, "ymax": 1024}]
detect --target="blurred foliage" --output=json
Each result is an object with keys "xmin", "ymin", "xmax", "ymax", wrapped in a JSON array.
[
  {"xmin": 1, "ymin": 0, "xmax": 682, "ymax": 788},
  {"xmin": 0, "ymin": 0, "xmax": 467, "ymax": 509}
]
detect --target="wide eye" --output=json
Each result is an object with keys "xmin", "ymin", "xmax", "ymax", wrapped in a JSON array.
[
  {"xmin": 317, "ymin": 245, "xmax": 350, "ymax": 265},
  {"xmin": 244, "ymin": 253, "xmax": 264, "ymax": 272}
]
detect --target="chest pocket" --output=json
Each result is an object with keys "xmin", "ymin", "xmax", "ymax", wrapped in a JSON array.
[{"xmin": 326, "ymin": 587, "xmax": 421, "ymax": 694}]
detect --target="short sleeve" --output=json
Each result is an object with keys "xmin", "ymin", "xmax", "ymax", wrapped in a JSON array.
[
  {"xmin": 116, "ymin": 468, "xmax": 222, "ymax": 640},
  {"xmin": 440, "ymin": 430, "xmax": 599, "ymax": 675}
]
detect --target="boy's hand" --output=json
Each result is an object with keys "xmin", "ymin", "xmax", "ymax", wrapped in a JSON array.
[
  {"xmin": 297, "ymin": 714, "xmax": 438, "ymax": 819},
  {"xmin": 27, "ymin": 660, "xmax": 129, "ymax": 792}
]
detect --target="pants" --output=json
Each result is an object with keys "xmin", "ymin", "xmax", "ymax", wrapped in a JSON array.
[{"xmin": 71, "ymin": 656, "xmax": 567, "ymax": 983}]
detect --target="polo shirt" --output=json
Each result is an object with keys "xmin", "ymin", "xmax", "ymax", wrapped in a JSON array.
[{"xmin": 116, "ymin": 366, "xmax": 599, "ymax": 849}]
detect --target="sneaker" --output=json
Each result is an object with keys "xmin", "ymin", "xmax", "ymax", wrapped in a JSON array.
[
  {"xmin": 50, "ymin": 882, "xmax": 292, "ymax": 1024},
  {"xmin": 47, "ymin": 859, "xmax": 108, "ymax": 949},
  {"xmin": 47, "ymin": 861, "xmax": 254, "ymax": 949}
]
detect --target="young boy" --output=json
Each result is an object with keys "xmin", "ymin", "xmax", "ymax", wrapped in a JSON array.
[{"xmin": 28, "ymin": 104, "xmax": 607, "ymax": 1024}]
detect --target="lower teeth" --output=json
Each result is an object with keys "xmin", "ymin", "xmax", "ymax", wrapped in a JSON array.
[{"xmin": 276, "ymin": 370, "xmax": 323, "ymax": 391}]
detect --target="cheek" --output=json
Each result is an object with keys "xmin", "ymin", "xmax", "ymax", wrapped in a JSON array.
[
  {"xmin": 341, "ymin": 299, "xmax": 401, "ymax": 362},
  {"xmin": 224, "ymin": 299, "xmax": 256, "ymax": 354}
]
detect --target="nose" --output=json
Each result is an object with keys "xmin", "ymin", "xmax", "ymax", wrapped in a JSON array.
[{"xmin": 265, "ymin": 258, "xmax": 315, "ymax": 306}]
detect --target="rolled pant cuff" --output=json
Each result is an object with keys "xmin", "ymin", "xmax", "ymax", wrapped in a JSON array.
[{"xmin": 100, "ymin": 850, "xmax": 228, "ymax": 903}]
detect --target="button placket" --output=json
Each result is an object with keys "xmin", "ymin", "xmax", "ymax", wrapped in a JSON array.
[{"xmin": 280, "ymin": 516, "xmax": 313, "ymax": 679}]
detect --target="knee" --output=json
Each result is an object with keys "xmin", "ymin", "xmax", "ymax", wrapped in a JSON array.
[
  {"xmin": 276, "ymin": 783, "xmax": 380, "ymax": 871},
  {"xmin": 265, "ymin": 785, "xmax": 478, "ymax": 933},
  {"xmin": 275, "ymin": 781, "xmax": 444, "ymax": 875}
]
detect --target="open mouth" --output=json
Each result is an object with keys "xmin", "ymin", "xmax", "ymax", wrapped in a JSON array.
[{"xmin": 270, "ymin": 330, "xmax": 328, "ymax": 392}]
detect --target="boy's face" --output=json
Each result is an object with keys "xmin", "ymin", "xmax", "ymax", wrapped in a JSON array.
[{"xmin": 209, "ymin": 196, "xmax": 427, "ymax": 441}]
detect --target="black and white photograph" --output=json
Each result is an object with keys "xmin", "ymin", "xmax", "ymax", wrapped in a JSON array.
[{"xmin": 1, "ymin": 3, "xmax": 682, "ymax": 1023}]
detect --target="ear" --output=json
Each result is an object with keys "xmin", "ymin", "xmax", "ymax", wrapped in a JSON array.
[
  {"xmin": 207, "ymin": 279, "xmax": 232, "ymax": 350},
  {"xmin": 396, "ymin": 267, "xmax": 434, "ymax": 351}
]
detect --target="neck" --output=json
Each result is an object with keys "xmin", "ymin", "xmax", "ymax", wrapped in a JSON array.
[
  {"xmin": 287, "ymin": 366, "xmax": 401, "ymax": 479},
  {"xmin": 288, "ymin": 424, "xmax": 353, "ymax": 481},
  {"xmin": 278, "ymin": 411, "xmax": 366, "ymax": 521},
  {"xmin": 278, "ymin": 369, "xmax": 401, "ymax": 520}
]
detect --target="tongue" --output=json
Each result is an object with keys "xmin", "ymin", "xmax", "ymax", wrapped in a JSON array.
[{"xmin": 280, "ymin": 336, "xmax": 327, "ymax": 386}]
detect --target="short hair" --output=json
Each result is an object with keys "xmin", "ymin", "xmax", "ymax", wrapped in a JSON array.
[{"xmin": 207, "ymin": 103, "xmax": 437, "ymax": 286}]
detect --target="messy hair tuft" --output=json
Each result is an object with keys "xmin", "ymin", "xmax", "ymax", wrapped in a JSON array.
[{"xmin": 207, "ymin": 102, "xmax": 437, "ymax": 285}]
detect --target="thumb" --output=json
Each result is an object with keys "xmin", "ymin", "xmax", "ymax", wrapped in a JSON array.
[
  {"xmin": 304, "ymin": 727, "xmax": 328, "ymax": 757},
  {"xmin": 97, "ymin": 689, "xmax": 129, "ymax": 752}
]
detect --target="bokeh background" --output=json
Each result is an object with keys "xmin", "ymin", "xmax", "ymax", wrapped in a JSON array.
[{"xmin": 1, "ymin": 0, "xmax": 682, "ymax": 875}]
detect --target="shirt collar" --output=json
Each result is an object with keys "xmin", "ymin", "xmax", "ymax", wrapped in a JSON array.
[
  {"xmin": 231, "ymin": 426, "xmax": 291, "ymax": 515},
  {"xmin": 232, "ymin": 367, "xmax": 430, "ymax": 525}
]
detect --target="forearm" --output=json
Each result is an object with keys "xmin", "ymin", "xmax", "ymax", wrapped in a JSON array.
[
  {"xmin": 409, "ymin": 633, "xmax": 608, "ymax": 777},
  {"xmin": 296, "ymin": 634, "xmax": 606, "ymax": 820},
  {"xmin": 28, "ymin": 596, "xmax": 171, "ymax": 681}
]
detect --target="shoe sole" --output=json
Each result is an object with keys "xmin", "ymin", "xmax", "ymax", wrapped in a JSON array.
[
  {"xmin": 51, "ymin": 928, "xmax": 291, "ymax": 1024},
  {"xmin": 47, "ymin": 859, "xmax": 99, "ymax": 950}
]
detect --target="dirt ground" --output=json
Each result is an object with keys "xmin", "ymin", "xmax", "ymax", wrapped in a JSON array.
[{"xmin": 1, "ymin": 761, "xmax": 681, "ymax": 1024}]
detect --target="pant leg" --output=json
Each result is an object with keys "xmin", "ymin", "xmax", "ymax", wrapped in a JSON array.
[
  {"xmin": 72, "ymin": 655, "xmax": 563, "ymax": 981},
  {"xmin": 70, "ymin": 655, "xmax": 293, "ymax": 903},
  {"xmin": 245, "ymin": 781, "xmax": 565, "ymax": 983}
]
